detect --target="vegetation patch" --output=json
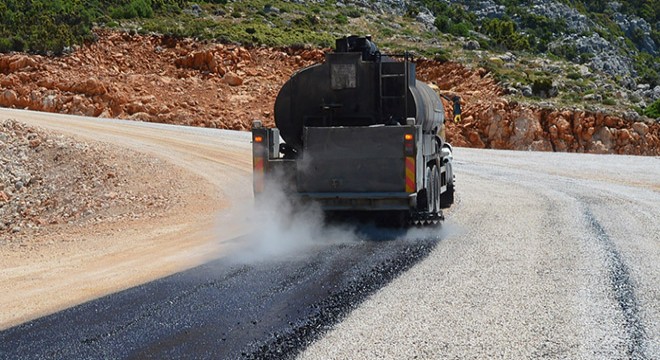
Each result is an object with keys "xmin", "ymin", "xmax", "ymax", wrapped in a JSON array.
[{"xmin": 644, "ymin": 99, "xmax": 660, "ymax": 118}]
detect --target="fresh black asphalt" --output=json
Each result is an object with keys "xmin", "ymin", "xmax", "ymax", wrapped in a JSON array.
[{"xmin": 0, "ymin": 231, "xmax": 439, "ymax": 359}]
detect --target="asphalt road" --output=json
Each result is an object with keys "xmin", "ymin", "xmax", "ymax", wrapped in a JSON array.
[
  {"xmin": 0, "ymin": 233, "xmax": 440, "ymax": 359},
  {"xmin": 1, "ymin": 110, "xmax": 659, "ymax": 359}
]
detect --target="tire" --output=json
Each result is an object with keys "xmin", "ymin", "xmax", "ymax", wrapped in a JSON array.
[
  {"xmin": 424, "ymin": 165, "xmax": 434, "ymax": 212},
  {"xmin": 440, "ymin": 183, "xmax": 454, "ymax": 209},
  {"xmin": 431, "ymin": 165, "xmax": 441, "ymax": 213}
]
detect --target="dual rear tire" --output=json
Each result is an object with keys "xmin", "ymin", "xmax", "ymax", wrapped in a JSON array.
[{"xmin": 424, "ymin": 164, "xmax": 441, "ymax": 214}]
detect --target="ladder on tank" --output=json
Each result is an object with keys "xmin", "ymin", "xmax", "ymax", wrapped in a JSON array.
[{"xmin": 377, "ymin": 52, "xmax": 411, "ymax": 123}]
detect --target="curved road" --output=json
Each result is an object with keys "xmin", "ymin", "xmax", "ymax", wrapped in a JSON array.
[{"xmin": 1, "ymin": 109, "xmax": 659, "ymax": 359}]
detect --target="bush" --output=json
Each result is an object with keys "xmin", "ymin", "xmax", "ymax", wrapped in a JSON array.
[
  {"xmin": 0, "ymin": 37, "xmax": 12, "ymax": 53},
  {"xmin": 644, "ymin": 99, "xmax": 660, "ymax": 118},
  {"xmin": 110, "ymin": 0, "xmax": 154, "ymax": 19},
  {"xmin": 550, "ymin": 44, "xmax": 578, "ymax": 62},
  {"xmin": 449, "ymin": 22, "xmax": 471, "ymax": 37},
  {"xmin": 334, "ymin": 14, "xmax": 348, "ymax": 25},
  {"xmin": 532, "ymin": 77, "xmax": 553, "ymax": 97},
  {"xmin": 602, "ymin": 98, "xmax": 616, "ymax": 105},
  {"xmin": 343, "ymin": 7, "xmax": 362, "ymax": 18},
  {"xmin": 635, "ymin": 52, "xmax": 660, "ymax": 87},
  {"xmin": 481, "ymin": 19, "xmax": 530, "ymax": 51},
  {"xmin": 0, "ymin": 0, "xmax": 185, "ymax": 54},
  {"xmin": 433, "ymin": 49, "xmax": 450, "ymax": 63},
  {"xmin": 567, "ymin": 71, "xmax": 582, "ymax": 80}
]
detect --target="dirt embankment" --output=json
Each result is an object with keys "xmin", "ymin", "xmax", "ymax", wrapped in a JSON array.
[
  {"xmin": 0, "ymin": 118, "xmax": 182, "ymax": 245},
  {"xmin": 0, "ymin": 31, "xmax": 322, "ymax": 130},
  {"xmin": 0, "ymin": 31, "xmax": 658, "ymax": 155}
]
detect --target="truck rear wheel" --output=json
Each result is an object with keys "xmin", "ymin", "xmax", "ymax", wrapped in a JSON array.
[
  {"xmin": 431, "ymin": 165, "xmax": 441, "ymax": 213},
  {"xmin": 440, "ymin": 183, "xmax": 454, "ymax": 209},
  {"xmin": 425, "ymin": 165, "xmax": 441, "ymax": 214}
]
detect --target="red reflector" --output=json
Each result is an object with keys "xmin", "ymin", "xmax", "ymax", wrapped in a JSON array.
[
  {"xmin": 404, "ymin": 133, "xmax": 413, "ymax": 141},
  {"xmin": 254, "ymin": 135, "xmax": 263, "ymax": 143}
]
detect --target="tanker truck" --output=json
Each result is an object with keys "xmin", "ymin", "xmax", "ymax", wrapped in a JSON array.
[{"xmin": 252, "ymin": 35, "xmax": 461, "ymax": 226}]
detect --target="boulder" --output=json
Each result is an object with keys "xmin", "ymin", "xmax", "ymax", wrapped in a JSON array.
[
  {"xmin": 223, "ymin": 72, "xmax": 243, "ymax": 86},
  {"xmin": 0, "ymin": 89, "xmax": 18, "ymax": 106},
  {"xmin": 632, "ymin": 122, "xmax": 649, "ymax": 136}
]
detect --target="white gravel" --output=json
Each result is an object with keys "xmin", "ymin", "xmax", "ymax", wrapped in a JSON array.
[{"xmin": 301, "ymin": 148, "xmax": 660, "ymax": 359}]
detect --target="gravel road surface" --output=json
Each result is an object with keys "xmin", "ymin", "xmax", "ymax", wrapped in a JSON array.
[
  {"xmin": 1, "ymin": 109, "xmax": 658, "ymax": 359},
  {"xmin": 302, "ymin": 149, "xmax": 660, "ymax": 359}
]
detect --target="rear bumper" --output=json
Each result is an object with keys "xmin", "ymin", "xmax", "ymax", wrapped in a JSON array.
[{"xmin": 299, "ymin": 192, "xmax": 416, "ymax": 211}]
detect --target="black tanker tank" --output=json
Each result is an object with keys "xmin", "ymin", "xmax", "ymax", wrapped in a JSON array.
[{"xmin": 274, "ymin": 35, "xmax": 446, "ymax": 151}]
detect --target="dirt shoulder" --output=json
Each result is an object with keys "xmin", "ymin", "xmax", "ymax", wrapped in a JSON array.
[{"xmin": 0, "ymin": 112, "xmax": 250, "ymax": 329}]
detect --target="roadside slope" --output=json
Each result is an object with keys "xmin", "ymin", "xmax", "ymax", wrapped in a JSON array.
[{"xmin": 0, "ymin": 108, "xmax": 252, "ymax": 329}]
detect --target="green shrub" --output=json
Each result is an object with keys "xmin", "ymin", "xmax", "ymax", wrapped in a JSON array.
[
  {"xmin": 334, "ymin": 14, "xmax": 348, "ymax": 25},
  {"xmin": 532, "ymin": 77, "xmax": 553, "ymax": 96},
  {"xmin": 405, "ymin": 4, "xmax": 419, "ymax": 18},
  {"xmin": 0, "ymin": 37, "xmax": 12, "ymax": 53},
  {"xmin": 550, "ymin": 44, "xmax": 578, "ymax": 62},
  {"xmin": 380, "ymin": 28, "xmax": 394, "ymax": 37},
  {"xmin": 567, "ymin": 71, "xmax": 582, "ymax": 80},
  {"xmin": 481, "ymin": 18, "xmax": 530, "ymax": 51},
  {"xmin": 602, "ymin": 98, "xmax": 616, "ymax": 105},
  {"xmin": 110, "ymin": 0, "xmax": 154, "ymax": 19},
  {"xmin": 449, "ymin": 22, "xmax": 471, "ymax": 37},
  {"xmin": 433, "ymin": 49, "xmax": 450, "ymax": 63},
  {"xmin": 635, "ymin": 52, "xmax": 660, "ymax": 87},
  {"xmin": 0, "ymin": 0, "xmax": 185, "ymax": 54},
  {"xmin": 343, "ymin": 7, "xmax": 362, "ymax": 18},
  {"xmin": 644, "ymin": 99, "xmax": 660, "ymax": 118}
]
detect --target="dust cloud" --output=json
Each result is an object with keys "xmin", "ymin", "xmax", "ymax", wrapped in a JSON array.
[{"xmin": 215, "ymin": 179, "xmax": 455, "ymax": 264}]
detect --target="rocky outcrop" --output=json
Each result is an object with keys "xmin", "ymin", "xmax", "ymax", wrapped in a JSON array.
[
  {"xmin": 549, "ymin": 33, "xmax": 635, "ymax": 81},
  {"xmin": 417, "ymin": 60, "xmax": 660, "ymax": 156},
  {"xmin": 0, "ymin": 55, "xmax": 40, "ymax": 74},
  {"xmin": 614, "ymin": 13, "xmax": 657, "ymax": 55},
  {"xmin": 529, "ymin": 0, "xmax": 591, "ymax": 33},
  {"xmin": 448, "ymin": 0, "xmax": 656, "ymax": 87},
  {"xmin": 173, "ymin": 45, "xmax": 254, "ymax": 76},
  {"xmin": 445, "ymin": 103, "xmax": 660, "ymax": 155},
  {"xmin": 463, "ymin": 0, "xmax": 506, "ymax": 20}
]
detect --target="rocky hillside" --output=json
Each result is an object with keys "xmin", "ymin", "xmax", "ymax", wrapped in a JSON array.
[
  {"xmin": 0, "ymin": 1, "xmax": 659, "ymax": 155},
  {"xmin": 1, "ymin": 31, "xmax": 658, "ymax": 155},
  {"xmin": 1, "ymin": 1, "xmax": 658, "ymax": 115}
]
